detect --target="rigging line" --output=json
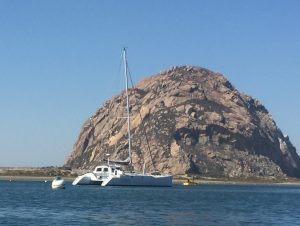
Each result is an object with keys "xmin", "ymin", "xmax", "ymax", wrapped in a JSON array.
[{"xmin": 127, "ymin": 66, "xmax": 157, "ymax": 172}]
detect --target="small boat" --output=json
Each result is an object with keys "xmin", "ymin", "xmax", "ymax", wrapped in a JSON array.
[
  {"xmin": 183, "ymin": 181, "xmax": 190, "ymax": 186},
  {"xmin": 51, "ymin": 176, "xmax": 65, "ymax": 189},
  {"xmin": 183, "ymin": 177, "xmax": 198, "ymax": 186},
  {"xmin": 183, "ymin": 181, "xmax": 198, "ymax": 186}
]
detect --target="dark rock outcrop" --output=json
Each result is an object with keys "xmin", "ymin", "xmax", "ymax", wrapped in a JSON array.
[{"xmin": 65, "ymin": 66, "xmax": 300, "ymax": 178}]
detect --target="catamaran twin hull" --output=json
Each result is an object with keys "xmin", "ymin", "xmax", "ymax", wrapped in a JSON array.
[
  {"xmin": 72, "ymin": 166, "xmax": 173, "ymax": 187},
  {"xmin": 101, "ymin": 174, "xmax": 172, "ymax": 187},
  {"xmin": 72, "ymin": 173, "xmax": 103, "ymax": 185}
]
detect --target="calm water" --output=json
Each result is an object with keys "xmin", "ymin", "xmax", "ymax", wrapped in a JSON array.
[{"xmin": 0, "ymin": 180, "xmax": 300, "ymax": 225}]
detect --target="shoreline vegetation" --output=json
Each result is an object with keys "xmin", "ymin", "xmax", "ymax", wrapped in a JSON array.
[{"xmin": 1, "ymin": 167, "xmax": 300, "ymax": 185}]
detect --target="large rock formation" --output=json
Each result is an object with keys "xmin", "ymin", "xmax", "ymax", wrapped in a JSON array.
[{"xmin": 65, "ymin": 66, "xmax": 300, "ymax": 178}]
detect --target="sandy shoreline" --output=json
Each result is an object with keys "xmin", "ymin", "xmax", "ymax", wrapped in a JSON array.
[{"xmin": 0, "ymin": 175, "xmax": 75, "ymax": 182}]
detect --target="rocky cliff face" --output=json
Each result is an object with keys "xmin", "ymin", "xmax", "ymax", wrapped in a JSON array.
[{"xmin": 65, "ymin": 66, "xmax": 300, "ymax": 178}]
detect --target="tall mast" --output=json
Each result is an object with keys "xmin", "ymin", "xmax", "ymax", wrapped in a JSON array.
[{"xmin": 123, "ymin": 48, "xmax": 132, "ymax": 165}]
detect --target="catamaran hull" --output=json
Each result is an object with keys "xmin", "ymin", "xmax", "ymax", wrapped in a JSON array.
[
  {"xmin": 72, "ymin": 173, "xmax": 103, "ymax": 185},
  {"xmin": 101, "ymin": 174, "xmax": 172, "ymax": 187}
]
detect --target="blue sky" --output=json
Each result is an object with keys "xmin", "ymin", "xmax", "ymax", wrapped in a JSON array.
[{"xmin": 0, "ymin": 0, "xmax": 299, "ymax": 166}]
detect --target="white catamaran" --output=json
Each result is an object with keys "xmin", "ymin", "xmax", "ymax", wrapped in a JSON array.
[{"xmin": 73, "ymin": 49, "xmax": 172, "ymax": 187}]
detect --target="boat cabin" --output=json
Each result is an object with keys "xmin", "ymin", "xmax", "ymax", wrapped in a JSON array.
[{"xmin": 93, "ymin": 165, "xmax": 123, "ymax": 177}]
